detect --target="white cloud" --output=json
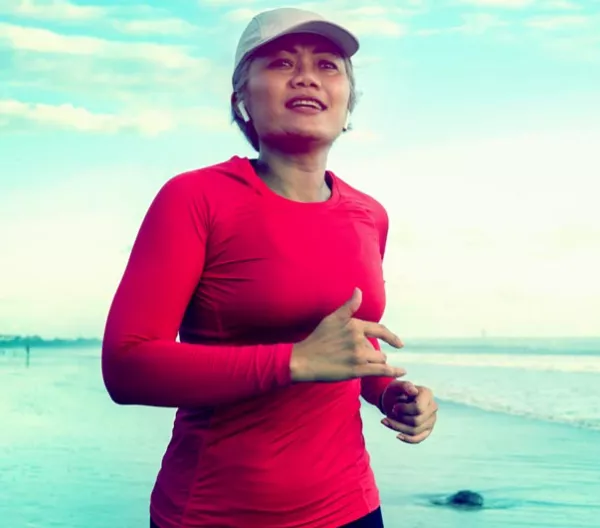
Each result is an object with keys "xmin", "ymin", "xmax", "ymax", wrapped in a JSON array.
[
  {"xmin": 0, "ymin": 99, "xmax": 173, "ymax": 135},
  {"xmin": 0, "ymin": 22, "xmax": 208, "ymax": 69},
  {"xmin": 313, "ymin": 4, "xmax": 410, "ymax": 38},
  {"xmin": 415, "ymin": 8, "xmax": 597, "ymax": 60},
  {"xmin": 7, "ymin": 54, "xmax": 222, "ymax": 103},
  {"xmin": 343, "ymin": 18, "xmax": 407, "ymax": 37},
  {"xmin": 526, "ymin": 14, "xmax": 589, "ymax": 30},
  {"xmin": 417, "ymin": 13, "xmax": 506, "ymax": 36},
  {"xmin": 540, "ymin": 33, "xmax": 600, "ymax": 62},
  {"xmin": 202, "ymin": 0, "xmax": 263, "ymax": 4},
  {"xmin": 0, "ymin": 1, "xmax": 200, "ymax": 37},
  {"xmin": 0, "ymin": 0, "xmax": 185, "ymax": 22},
  {"xmin": 111, "ymin": 18, "xmax": 199, "ymax": 36},
  {"xmin": 343, "ymin": 5, "xmax": 424, "ymax": 17},
  {"xmin": 415, "ymin": 27, "xmax": 445, "ymax": 36},
  {"xmin": 458, "ymin": 0, "xmax": 534, "ymax": 7},
  {"xmin": 0, "ymin": 0, "xmax": 106, "ymax": 20},
  {"xmin": 346, "ymin": 6, "xmax": 389, "ymax": 16},
  {"xmin": 525, "ymin": 12, "xmax": 600, "ymax": 61},
  {"xmin": 543, "ymin": 0, "xmax": 582, "ymax": 9},
  {"xmin": 458, "ymin": 13, "xmax": 507, "ymax": 33},
  {"xmin": 0, "ymin": 99, "xmax": 231, "ymax": 135},
  {"xmin": 279, "ymin": 2, "xmax": 322, "ymax": 12},
  {"xmin": 224, "ymin": 8, "xmax": 261, "ymax": 22}
]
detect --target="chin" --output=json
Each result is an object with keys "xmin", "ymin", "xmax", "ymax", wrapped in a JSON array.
[{"xmin": 265, "ymin": 127, "xmax": 338, "ymax": 150}]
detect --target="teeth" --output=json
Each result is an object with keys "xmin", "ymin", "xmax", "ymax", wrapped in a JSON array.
[{"xmin": 291, "ymin": 99, "xmax": 322, "ymax": 109}]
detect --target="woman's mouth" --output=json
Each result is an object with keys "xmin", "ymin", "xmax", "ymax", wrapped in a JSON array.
[{"xmin": 285, "ymin": 97, "xmax": 327, "ymax": 113}]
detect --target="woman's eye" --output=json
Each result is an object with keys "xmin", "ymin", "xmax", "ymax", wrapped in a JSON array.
[
  {"xmin": 270, "ymin": 58, "xmax": 293, "ymax": 68},
  {"xmin": 320, "ymin": 60, "xmax": 338, "ymax": 70}
]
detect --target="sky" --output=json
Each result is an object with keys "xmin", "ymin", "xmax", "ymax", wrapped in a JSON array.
[{"xmin": 1, "ymin": 0, "xmax": 599, "ymax": 339}]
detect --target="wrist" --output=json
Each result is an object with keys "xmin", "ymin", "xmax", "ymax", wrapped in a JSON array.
[
  {"xmin": 289, "ymin": 343, "xmax": 308, "ymax": 382},
  {"xmin": 379, "ymin": 383, "xmax": 392, "ymax": 415},
  {"xmin": 379, "ymin": 390, "xmax": 386, "ymax": 414}
]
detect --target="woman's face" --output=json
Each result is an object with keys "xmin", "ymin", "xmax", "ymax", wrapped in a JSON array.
[{"xmin": 242, "ymin": 33, "xmax": 351, "ymax": 150}]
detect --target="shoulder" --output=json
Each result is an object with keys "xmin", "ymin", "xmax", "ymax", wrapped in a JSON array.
[
  {"xmin": 332, "ymin": 172, "xmax": 388, "ymax": 226},
  {"xmin": 332, "ymin": 173, "xmax": 390, "ymax": 255},
  {"xmin": 145, "ymin": 156, "xmax": 253, "ymax": 227},
  {"xmin": 161, "ymin": 155, "xmax": 251, "ymax": 196}
]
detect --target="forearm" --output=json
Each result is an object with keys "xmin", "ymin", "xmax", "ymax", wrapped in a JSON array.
[
  {"xmin": 361, "ymin": 375, "xmax": 394, "ymax": 412},
  {"xmin": 102, "ymin": 338, "xmax": 294, "ymax": 408},
  {"xmin": 360, "ymin": 337, "xmax": 394, "ymax": 411}
]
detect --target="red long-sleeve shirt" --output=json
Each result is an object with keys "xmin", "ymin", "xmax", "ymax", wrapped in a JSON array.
[{"xmin": 102, "ymin": 156, "xmax": 395, "ymax": 528}]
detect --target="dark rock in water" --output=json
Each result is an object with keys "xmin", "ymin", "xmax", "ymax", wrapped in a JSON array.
[
  {"xmin": 448, "ymin": 490, "xmax": 484, "ymax": 508},
  {"xmin": 429, "ymin": 490, "xmax": 485, "ymax": 509}
]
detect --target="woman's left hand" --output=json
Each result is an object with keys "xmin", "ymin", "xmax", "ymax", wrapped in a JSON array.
[{"xmin": 380, "ymin": 380, "xmax": 438, "ymax": 444}]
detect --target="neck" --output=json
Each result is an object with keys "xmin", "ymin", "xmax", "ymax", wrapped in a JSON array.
[{"xmin": 255, "ymin": 144, "xmax": 332, "ymax": 203}]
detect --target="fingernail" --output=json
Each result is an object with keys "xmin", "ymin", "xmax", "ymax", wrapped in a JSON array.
[
  {"xmin": 382, "ymin": 419, "xmax": 391, "ymax": 427},
  {"xmin": 397, "ymin": 434, "xmax": 406, "ymax": 441}
]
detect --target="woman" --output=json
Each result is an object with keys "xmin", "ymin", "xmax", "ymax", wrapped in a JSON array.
[{"xmin": 102, "ymin": 7, "xmax": 438, "ymax": 528}]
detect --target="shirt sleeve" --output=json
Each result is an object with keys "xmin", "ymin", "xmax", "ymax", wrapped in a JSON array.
[
  {"xmin": 360, "ymin": 200, "xmax": 395, "ymax": 412},
  {"xmin": 101, "ymin": 174, "xmax": 293, "ymax": 408}
]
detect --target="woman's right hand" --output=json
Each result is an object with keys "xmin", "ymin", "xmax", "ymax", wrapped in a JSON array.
[{"xmin": 290, "ymin": 288, "xmax": 406, "ymax": 382}]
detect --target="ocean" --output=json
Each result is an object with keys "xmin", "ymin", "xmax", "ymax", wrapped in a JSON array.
[{"xmin": 1, "ymin": 338, "xmax": 599, "ymax": 528}]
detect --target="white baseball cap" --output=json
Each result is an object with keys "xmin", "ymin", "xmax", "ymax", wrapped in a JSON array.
[{"xmin": 233, "ymin": 7, "xmax": 360, "ymax": 75}]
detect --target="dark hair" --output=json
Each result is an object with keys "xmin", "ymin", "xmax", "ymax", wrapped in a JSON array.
[{"xmin": 231, "ymin": 56, "xmax": 358, "ymax": 152}]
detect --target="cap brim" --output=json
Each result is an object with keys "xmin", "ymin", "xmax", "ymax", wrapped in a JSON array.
[
  {"xmin": 244, "ymin": 20, "xmax": 359, "ymax": 65},
  {"xmin": 277, "ymin": 20, "xmax": 360, "ymax": 57}
]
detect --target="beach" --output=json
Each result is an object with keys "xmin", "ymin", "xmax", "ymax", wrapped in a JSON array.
[{"xmin": 1, "ymin": 338, "xmax": 599, "ymax": 528}]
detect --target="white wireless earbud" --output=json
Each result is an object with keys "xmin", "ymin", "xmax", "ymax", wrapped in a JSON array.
[
  {"xmin": 343, "ymin": 112, "xmax": 351, "ymax": 131},
  {"xmin": 238, "ymin": 101, "xmax": 250, "ymax": 123}
]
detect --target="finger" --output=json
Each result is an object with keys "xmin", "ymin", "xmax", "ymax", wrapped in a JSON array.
[
  {"xmin": 381, "ymin": 417, "xmax": 435, "ymax": 436},
  {"xmin": 390, "ymin": 381, "xmax": 419, "ymax": 401},
  {"xmin": 399, "ymin": 428, "xmax": 432, "ymax": 444},
  {"xmin": 363, "ymin": 345, "xmax": 387, "ymax": 364},
  {"xmin": 398, "ymin": 411, "xmax": 436, "ymax": 432},
  {"xmin": 392, "ymin": 395, "xmax": 438, "ymax": 416},
  {"xmin": 332, "ymin": 288, "xmax": 362, "ymax": 321},
  {"xmin": 382, "ymin": 415, "xmax": 434, "ymax": 437},
  {"xmin": 392, "ymin": 405, "xmax": 438, "ymax": 427},
  {"xmin": 364, "ymin": 335, "xmax": 397, "ymax": 364},
  {"xmin": 392, "ymin": 388, "xmax": 436, "ymax": 416},
  {"xmin": 361, "ymin": 321, "xmax": 403, "ymax": 349},
  {"xmin": 355, "ymin": 363, "xmax": 407, "ymax": 379},
  {"xmin": 390, "ymin": 412, "xmax": 424, "ymax": 428},
  {"xmin": 393, "ymin": 403, "xmax": 422, "ymax": 418}
]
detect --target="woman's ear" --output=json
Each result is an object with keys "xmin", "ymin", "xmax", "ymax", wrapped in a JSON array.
[
  {"xmin": 232, "ymin": 92, "xmax": 251, "ymax": 123},
  {"xmin": 237, "ymin": 101, "xmax": 251, "ymax": 123}
]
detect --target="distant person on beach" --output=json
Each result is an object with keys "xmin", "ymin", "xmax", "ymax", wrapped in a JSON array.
[{"xmin": 102, "ymin": 7, "xmax": 438, "ymax": 528}]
